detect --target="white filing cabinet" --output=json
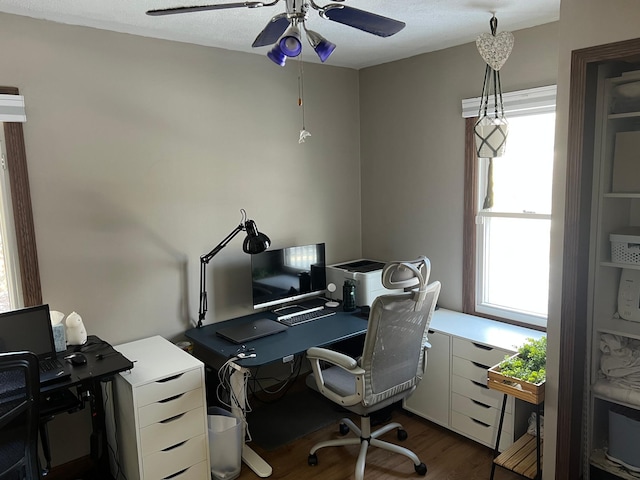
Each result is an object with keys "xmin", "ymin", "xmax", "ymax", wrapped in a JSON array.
[
  {"xmin": 450, "ymin": 337, "xmax": 515, "ymax": 450},
  {"xmin": 110, "ymin": 335, "xmax": 210, "ymax": 480},
  {"xmin": 404, "ymin": 309, "xmax": 543, "ymax": 451}
]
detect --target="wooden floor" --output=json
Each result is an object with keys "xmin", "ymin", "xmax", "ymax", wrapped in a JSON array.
[{"xmin": 240, "ymin": 408, "xmax": 522, "ymax": 480}]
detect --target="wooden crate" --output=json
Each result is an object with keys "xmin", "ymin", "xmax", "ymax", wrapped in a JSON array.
[{"xmin": 487, "ymin": 358, "xmax": 545, "ymax": 405}]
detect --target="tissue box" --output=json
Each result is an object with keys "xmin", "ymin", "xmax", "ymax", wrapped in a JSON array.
[{"xmin": 52, "ymin": 323, "xmax": 66, "ymax": 352}]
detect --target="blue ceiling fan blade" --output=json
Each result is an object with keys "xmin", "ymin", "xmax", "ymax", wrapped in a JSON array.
[
  {"xmin": 321, "ymin": 5, "xmax": 405, "ymax": 37},
  {"xmin": 147, "ymin": 2, "xmax": 267, "ymax": 16},
  {"xmin": 252, "ymin": 14, "xmax": 290, "ymax": 47}
]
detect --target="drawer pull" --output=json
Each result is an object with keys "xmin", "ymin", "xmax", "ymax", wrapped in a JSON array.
[
  {"xmin": 471, "ymin": 380, "xmax": 489, "ymax": 390},
  {"xmin": 159, "ymin": 393, "xmax": 185, "ymax": 404},
  {"xmin": 160, "ymin": 412, "xmax": 186, "ymax": 424},
  {"xmin": 471, "ymin": 418, "xmax": 491, "ymax": 428},
  {"xmin": 162, "ymin": 440, "xmax": 188, "ymax": 452},
  {"xmin": 472, "ymin": 361, "xmax": 490, "ymax": 370},
  {"xmin": 163, "ymin": 467, "xmax": 189, "ymax": 479},
  {"xmin": 471, "ymin": 399, "xmax": 491, "ymax": 409},
  {"xmin": 157, "ymin": 373, "xmax": 184, "ymax": 383},
  {"xmin": 472, "ymin": 342, "xmax": 492, "ymax": 351}
]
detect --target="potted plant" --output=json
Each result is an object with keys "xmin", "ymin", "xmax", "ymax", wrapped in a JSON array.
[{"xmin": 488, "ymin": 336, "xmax": 546, "ymax": 404}]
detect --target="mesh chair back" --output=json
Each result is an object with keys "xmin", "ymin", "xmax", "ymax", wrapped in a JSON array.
[
  {"xmin": 359, "ymin": 258, "xmax": 440, "ymax": 407},
  {"xmin": 0, "ymin": 351, "xmax": 40, "ymax": 480}
]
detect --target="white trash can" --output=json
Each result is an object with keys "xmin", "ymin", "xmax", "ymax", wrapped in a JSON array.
[{"xmin": 208, "ymin": 407, "xmax": 242, "ymax": 480}]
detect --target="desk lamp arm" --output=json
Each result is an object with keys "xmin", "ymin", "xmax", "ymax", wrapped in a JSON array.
[{"xmin": 198, "ymin": 223, "xmax": 245, "ymax": 329}]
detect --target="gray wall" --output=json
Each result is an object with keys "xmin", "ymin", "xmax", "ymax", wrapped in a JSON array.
[
  {"xmin": 0, "ymin": 12, "xmax": 362, "ymax": 464},
  {"xmin": 359, "ymin": 22, "xmax": 559, "ymax": 311},
  {"xmin": 0, "ymin": 13, "xmax": 362, "ymax": 346}
]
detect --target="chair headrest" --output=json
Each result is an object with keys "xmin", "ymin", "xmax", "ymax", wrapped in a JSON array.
[{"xmin": 381, "ymin": 257, "xmax": 431, "ymax": 308}]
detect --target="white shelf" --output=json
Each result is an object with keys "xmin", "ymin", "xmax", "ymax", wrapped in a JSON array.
[
  {"xmin": 603, "ymin": 193, "xmax": 640, "ymax": 198},
  {"xmin": 591, "ymin": 449, "xmax": 640, "ymax": 479},
  {"xmin": 596, "ymin": 317, "xmax": 640, "ymax": 340},
  {"xmin": 608, "ymin": 111, "xmax": 640, "ymax": 120},
  {"xmin": 600, "ymin": 262, "xmax": 640, "ymax": 271}
]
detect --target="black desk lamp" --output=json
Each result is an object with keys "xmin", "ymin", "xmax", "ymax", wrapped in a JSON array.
[{"xmin": 197, "ymin": 209, "xmax": 270, "ymax": 328}]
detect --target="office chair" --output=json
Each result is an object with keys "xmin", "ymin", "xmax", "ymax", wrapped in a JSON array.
[
  {"xmin": 306, "ymin": 257, "xmax": 441, "ymax": 480},
  {"xmin": 0, "ymin": 351, "xmax": 41, "ymax": 480}
]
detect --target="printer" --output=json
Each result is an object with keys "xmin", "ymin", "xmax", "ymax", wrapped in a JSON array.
[{"xmin": 326, "ymin": 259, "xmax": 401, "ymax": 307}]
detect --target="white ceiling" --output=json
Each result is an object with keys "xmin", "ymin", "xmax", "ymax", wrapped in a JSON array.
[{"xmin": 0, "ymin": 0, "xmax": 560, "ymax": 69}]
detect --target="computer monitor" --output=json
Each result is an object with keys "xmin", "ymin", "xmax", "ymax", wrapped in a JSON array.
[{"xmin": 251, "ymin": 243, "xmax": 327, "ymax": 309}]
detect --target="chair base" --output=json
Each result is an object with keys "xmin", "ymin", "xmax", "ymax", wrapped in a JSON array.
[{"xmin": 308, "ymin": 416, "xmax": 427, "ymax": 480}]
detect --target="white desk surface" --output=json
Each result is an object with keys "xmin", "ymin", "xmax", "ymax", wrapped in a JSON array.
[{"xmin": 430, "ymin": 308, "xmax": 545, "ymax": 353}]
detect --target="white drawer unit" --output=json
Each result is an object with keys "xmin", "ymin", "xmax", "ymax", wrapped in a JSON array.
[
  {"xmin": 451, "ymin": 338, "xmax": 515, "ymax": 449},
  {"xmin": 404, "ymin": 309, "xmax": 543, "ymax": 452},
  {"xmin": 109, "ymin": 336, "xmax": 210, "ymax": 480}
]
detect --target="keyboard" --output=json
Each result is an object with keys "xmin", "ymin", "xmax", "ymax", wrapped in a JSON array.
[
  {"xmin": 278, "ymin": 308, "xmax": 336, "ymax": 326},
  {"xmin": 40, "ymin": 358, "xmax": 63, "ymax": 372}
]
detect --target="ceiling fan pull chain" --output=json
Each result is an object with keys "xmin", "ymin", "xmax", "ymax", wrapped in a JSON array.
[{"xmin": 298, "ymin": 57, "xmax": 311, "ymax": 143}]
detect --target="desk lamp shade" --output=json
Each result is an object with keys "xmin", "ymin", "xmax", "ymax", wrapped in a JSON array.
[
  {"xmin": 243, "ymin": 220, "xmax": 271, "ymax": 254},
  {"xmin": 198, "ymin": 210, "xmax": 270, "ymax": 328}
]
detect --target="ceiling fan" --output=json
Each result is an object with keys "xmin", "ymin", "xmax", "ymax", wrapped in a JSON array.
[{"xmin": 146, "ymin": 0, "xmax": 406, "ymax": 66}]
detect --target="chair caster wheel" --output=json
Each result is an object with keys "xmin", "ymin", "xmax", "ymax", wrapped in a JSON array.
[
  {"xmin": 308, "ymin": 454, "xmax": 318, "ymax": 466},
  {"xmin": 397, "ymin": 428, "xmax": 408, "ymax": 441},
  {"xmin": 339, "ymin": 423, "xmax": 350, "ymax": 436},
  {"xmin": 415, "ymin": 462, "xmax": 427, "ymax": 475}
]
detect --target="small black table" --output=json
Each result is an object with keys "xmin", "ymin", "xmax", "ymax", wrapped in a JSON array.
[{"xmin": 40, "ymin": 335, "xmax": 134, "ymax": 477}]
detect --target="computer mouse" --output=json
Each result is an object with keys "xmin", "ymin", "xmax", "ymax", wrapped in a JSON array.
[{"xmin": 68, "ymin": 353, "xmax": 87, "ymax": 366}]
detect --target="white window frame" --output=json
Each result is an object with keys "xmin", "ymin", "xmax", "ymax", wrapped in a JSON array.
[
  {"xmin": 0, "ymin": 131, "xmax": 24, "ymax": 309},
  {"xmin": 462, "ymin": 85, "xmax": 556, "ymax": 329}
]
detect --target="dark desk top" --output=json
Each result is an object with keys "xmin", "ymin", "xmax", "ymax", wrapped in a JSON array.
[
  {"xmin": 42, "ymin": 335, "xmax": 134, "ymax": 394},
  {"xmin": 186, "ymin": 309, "xmax": 368, "ymax": 368}
]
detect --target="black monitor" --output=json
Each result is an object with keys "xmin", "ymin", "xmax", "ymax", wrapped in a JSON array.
[{"xmin": 251, "ymin": 243, "xmax": 327, "ymax": 309}]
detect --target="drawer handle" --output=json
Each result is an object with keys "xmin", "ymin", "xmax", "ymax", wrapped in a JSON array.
[
  {"xmin": 163, "ymin": 467, "xmax": 189, "ymax": 479},
  {"xmin": 160, "ymin": 412, "xmax": 186, "ymax": 424},
  {"xmin": 159, "ymin": 393, "xmax": 185, "ymax": 404},
  {"xmin": 157, "ymin": 373, "xmax": 184, "ymax": 383},
  {"xmin": 162, "ymin": 440, "xmax": 188, "ymax": 452},
  {"xmin": 471, "ymin": 418, "xmax": 491, "ymax": 428},
  {"xmin": 472, "ymin": 342, "xmax": 492, "ymax": 351},
  {"xmin": 471, "ymin": 380, "xmax": 489, "ymax": 390},
  {"xmin": 471, "ymin": 399, "xmax": 491, "ymax": 409},
  {"xmin": 472, "ymin": 361, "xmax": 490, "ymax": 370}
]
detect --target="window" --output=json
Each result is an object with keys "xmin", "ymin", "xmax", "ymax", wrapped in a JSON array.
[
  {"xmin": 0, "ymin": 88, "xmax": 42, "ymax": 312},
  {"xmin": 0, "ymin": 131, "xmax": 23, "ymax": 311},
  {"xmin": 462, "ymin": 86, "xmax": 556, "ymax": 329}
]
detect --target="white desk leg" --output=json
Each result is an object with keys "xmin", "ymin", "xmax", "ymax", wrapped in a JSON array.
[{"xmin": 230, "ymin": 366, "xmax": 273, "ymax": 478}]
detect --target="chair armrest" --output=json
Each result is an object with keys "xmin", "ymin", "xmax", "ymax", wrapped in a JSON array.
[
  {"xmin": 306, "ymin": 347, "xmax": 365, "ymax": 407},
  {"xmin": 307, "ymin": 347, "xmax": 362, "ymax": 371}
]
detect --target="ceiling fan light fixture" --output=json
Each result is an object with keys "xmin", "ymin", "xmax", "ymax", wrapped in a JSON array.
[
  {"xmin": 267, "ymin": 43, "xmax": 287, "ymax": 66},
  {"xmin": 278, "ymin": 25, "xmax": 302, "ymax": 57},
  {"xmin": 305, "ymin": 29, "xmax": 336, "ymax": 62}
]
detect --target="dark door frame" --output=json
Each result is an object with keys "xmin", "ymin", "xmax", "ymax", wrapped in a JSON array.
[{"xmin": 558, "ymin": 37, "xmax": 640, "ymax": 479}]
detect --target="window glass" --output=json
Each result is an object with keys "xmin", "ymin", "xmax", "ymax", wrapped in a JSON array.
[
  {"xmin": 480, "ymin": 217, "xmax": 550, "ymax": 318},
  {"xmin": 476, "ymin": 111, "xmax": 555, "ymax": 327},
  {"xmin": 488, "ymin": 112, "xmax": 555, "ymax": 214}
]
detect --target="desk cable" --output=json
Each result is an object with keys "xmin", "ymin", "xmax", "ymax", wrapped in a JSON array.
[
  {"xmin": 217, "ymin": 356, "xmax": 253, "ymax": 441},
  {"xmin": 248, "ymin": 354, "xmax": 303, "ymax": 403},
  {"xmin": 102, "ymin": 381, "xmax": 128, "ymax": 480}
]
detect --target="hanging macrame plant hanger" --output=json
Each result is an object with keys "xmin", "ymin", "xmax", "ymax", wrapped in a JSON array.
[{"xmin": 474, "ymin": 16, "xmax": 510, "ymax": 159}]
